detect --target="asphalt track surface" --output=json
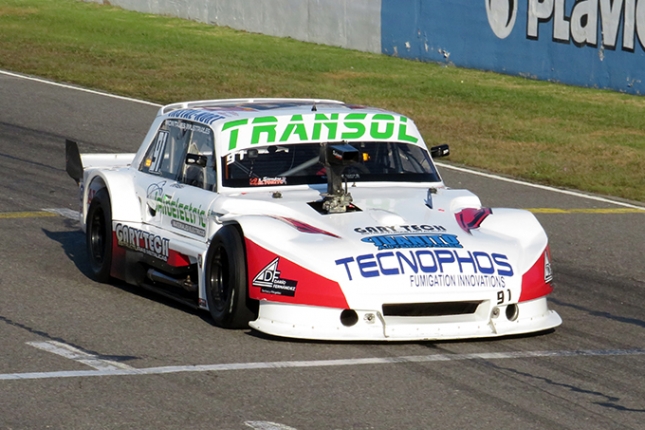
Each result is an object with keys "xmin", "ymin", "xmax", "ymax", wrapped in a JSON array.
[{"xmin": 1, "ymin": 70, "xmax": 645, "ymax": 430}]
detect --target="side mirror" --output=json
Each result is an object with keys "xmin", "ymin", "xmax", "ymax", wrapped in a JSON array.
[
  {"xmin": 185, "ymin": 153, "xmax": 208, "ymax": 167},
  {"xmin": 430, "ymin": 144, "xmax": 450, "ymax": 158}
]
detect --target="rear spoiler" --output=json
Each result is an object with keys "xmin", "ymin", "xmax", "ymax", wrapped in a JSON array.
[
  {"xmin": 66, "ymin": 140, "xmax": 83, "ymax": 185},
  {"xmin": 65, "ymin": 140, "xmax": 136, "ymax": 185}
]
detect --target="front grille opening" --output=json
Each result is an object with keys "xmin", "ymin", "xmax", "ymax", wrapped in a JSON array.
[{"xmin": 382, "ymin": 301, "xmax": 482, "ymax": 317}]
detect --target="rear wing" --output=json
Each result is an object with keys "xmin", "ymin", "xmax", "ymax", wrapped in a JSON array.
[{"xmin": 65, "ymin": 140, "xmax": 135, "ymax": 184}]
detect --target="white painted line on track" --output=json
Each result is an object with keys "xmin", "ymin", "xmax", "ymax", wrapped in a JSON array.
[
  {"xmin": 245, "ymin": 421, "xmax": 298, "ymax": 430},
  {"xmin": 43, "ymin": 208, "xmax": 80, "ymax": 221},
  {"xmin": 3, "ymin": 348, "xmax": 643, "ymax": 381},
  {"xmin": 27, "ymin": 341, "xmax": 134, "ymax": 371},
  {"xmin": 436, "ymin": 162, "xmax": 645, "ymax": 210},
  {"xmin": 0, "ymin": 70, "xmax": 160, "ymax": 107},
  {"xmin": 3, "ymin": 68, "xmax": 643, "ymax": 211}
]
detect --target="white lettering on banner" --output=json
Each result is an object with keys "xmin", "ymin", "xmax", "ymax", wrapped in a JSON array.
[
  {"xmin": 488, "ymin": 0, "xmax": 645, "ymax": 51},
  {"xmin": 486, "ymin": 0, "xmax": 518, "ymax": 39}
]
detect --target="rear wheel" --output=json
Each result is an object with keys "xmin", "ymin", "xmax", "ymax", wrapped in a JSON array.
[
  {"xmin": 86, "ymin": 188, "xmax": 113, "ymax": 283},
  {"xmin": 205, "ymin": 225, "xmax": 256, "ymax": 328}
]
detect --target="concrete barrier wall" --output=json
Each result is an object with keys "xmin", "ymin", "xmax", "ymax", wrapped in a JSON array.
[
  {"xmin": 88, "ymin": 0, "xmax": 645, "ymax": 95},
  {"xmin": 381, "ymin": 0, "xmax": 645, "ymax": 95},
  {"xmin": 86, "ymin": 0, "xmax": 382, "ymax": 53}
]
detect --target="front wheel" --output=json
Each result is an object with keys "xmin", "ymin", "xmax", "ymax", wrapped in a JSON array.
[
  {"xmin": 205, "ymin": 225, "xmax": 257, "ymax": 328},
  {"xmin": 86, "ymin": 188, "xmax": 113, "ymax": 283}
]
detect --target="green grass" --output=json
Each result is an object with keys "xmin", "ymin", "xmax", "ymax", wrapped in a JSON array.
[{"xmin": 2, "ymin": 0, "xmax": 645, "ymax": 202}]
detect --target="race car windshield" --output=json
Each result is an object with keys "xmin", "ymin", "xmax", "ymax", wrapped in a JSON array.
[{"xmin": 221, "ymin": 141, "xmax": 441, "ymax": 188}]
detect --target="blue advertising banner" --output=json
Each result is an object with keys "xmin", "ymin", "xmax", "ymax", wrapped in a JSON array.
[{"xmin": 381, "ymin": 0, "xmax": 645, "ymax": 95}]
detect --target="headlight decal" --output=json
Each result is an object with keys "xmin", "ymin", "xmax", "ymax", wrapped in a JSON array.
[{"xmin": 519, "ymin": 247, "xmax": 554, "ymax": 302}]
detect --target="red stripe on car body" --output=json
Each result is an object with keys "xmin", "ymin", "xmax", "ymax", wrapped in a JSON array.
[
  {"xmin": 519, "ymin": 246, "xmax": 553, "ymax": 302},
  {"xmin": 245, "ymin": 239, "xmax": 349, "ymax": 308}
]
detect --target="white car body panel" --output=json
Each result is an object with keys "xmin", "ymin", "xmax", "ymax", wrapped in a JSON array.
[{"xmin": 70, "ymin": 98, "xmax": 561, "ymax": 341}]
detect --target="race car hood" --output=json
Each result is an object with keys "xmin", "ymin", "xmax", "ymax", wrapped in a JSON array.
[
  {"xmin": 211, "ymin": 184, "xmax": 549, "ymax": 309},
  {"xmin": 213, "ymin": 184, "xmax": 545, "ymax": 247}
]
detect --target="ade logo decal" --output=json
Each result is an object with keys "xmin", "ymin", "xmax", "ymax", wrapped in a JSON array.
[
  {"xmin": 486, "ymin": 0, "xmax": 645, "ymax": 51},
  {"xmin": 252, "ymin": 258, "xmax": 298, "ymax": 297}
]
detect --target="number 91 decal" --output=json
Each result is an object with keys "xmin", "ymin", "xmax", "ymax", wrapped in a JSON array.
[{"xmin": 497, "ymin": 289, "xmax": 512, "ymax": 305}]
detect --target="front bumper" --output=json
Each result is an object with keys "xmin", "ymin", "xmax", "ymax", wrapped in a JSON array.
[{"xmin": 248, "ymin": 297, "xmax": 562, "ymax": 341}]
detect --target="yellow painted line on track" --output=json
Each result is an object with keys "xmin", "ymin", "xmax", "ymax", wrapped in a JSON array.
[
  {"xmin": 0, "ymin": 208, "xmax": 79, "ymax": 220},
  {"xmin": 527, "ymin": 208, "xmax": 645, "ymax": 214},
  {"xmin": 0, "ymin": 211, "xmax": 57, "ymax": 219}
]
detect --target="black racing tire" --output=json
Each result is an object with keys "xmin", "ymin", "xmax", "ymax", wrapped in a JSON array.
[
  {"xmin": 86, "ymin": 188, "xmax": 113, "ymax": 283},
  {"xmin": 205, "ymin": 225, "xmax": 257, "ymax": 328}
]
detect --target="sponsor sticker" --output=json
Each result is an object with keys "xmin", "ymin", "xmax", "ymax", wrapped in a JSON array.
[
  {"xmin": 221, "ymin": 113, "xmax": 420, "ymax": 151},
  {"xmin": 115, "ymin": 223, "xmax": 169, "ymax": 261},
  {"xmin": 146, "ymin": 182, "xmax": 207, "ymax": 229},
  {"xmin": 149, "ymin": 131, "xmax": 169, "ymax": 173},
  {"xmin": 335, "ymin": 249, "xmax": 514, "ymax": 288},
  {"xmin": 354, "ymin": 225, "xmax": 446, "ymax": 234},
  {"xmin": 361, "ymin": 233, "xmax": 462, "ymax": 250},
  {"xmin": 166, "ymin": 119, "xmax": 212, "ymax": 135},
  {"xmin": 252, "ymin": 258, "xmax": 298, "ymax": 296},
  {"xmin": 249, "ymin": 177, "xmax": 287, "ymax": 186},
  {"xmin": 171, "ymin": 219, "xmax": 206, "ymax": 237},
  {"xmin": 167, "ymin": 109, "xmax": 224, "ymax": 125}
]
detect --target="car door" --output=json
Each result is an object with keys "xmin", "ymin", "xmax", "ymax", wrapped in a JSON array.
[{"xmin": 135, "ymin": 118, "xmax": 218, "ymax": 242}]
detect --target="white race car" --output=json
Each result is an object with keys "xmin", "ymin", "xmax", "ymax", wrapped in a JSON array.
[{"xmin": 66, "ymin": 98, "xmax": 561, "ymax": 341}]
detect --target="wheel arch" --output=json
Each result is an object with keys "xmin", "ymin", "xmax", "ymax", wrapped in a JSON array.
[
  {"xmin": 478, "ymin": 208, "xmax": 549, "ymax": 275},
  {"xmin": 219, "ymin": 220, "xmax": 245, "ymax": 239},
  {"xmin": 82, "ymin": 170, "xmax": 142, "ymax": 230},
  {"xmin": 203, "ymin": 221, "xmax": 257, "ymax": 328}
]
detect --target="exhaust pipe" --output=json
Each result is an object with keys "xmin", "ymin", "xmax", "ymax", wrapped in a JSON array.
[{"xmin": 146, "ymin": 268, "xmax": 197, "ymax": 293}]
